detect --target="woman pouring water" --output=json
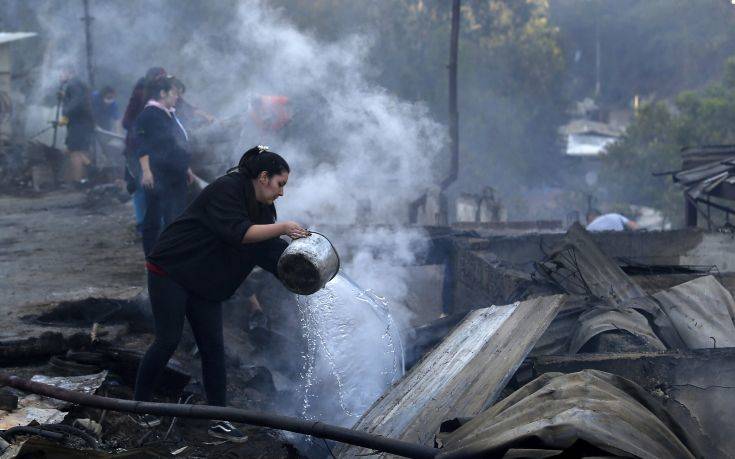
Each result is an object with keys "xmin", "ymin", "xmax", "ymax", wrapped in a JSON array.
[{"xmin": 133, "ymin": 145, "xmax": 309, "ymax": 441}]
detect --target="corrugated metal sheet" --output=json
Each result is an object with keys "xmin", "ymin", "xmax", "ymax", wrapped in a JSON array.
[
  {"xmin": 537, "ymin": 222, "xmax": 649, "ymax": 304},
  {"xmin": 435, "ymin": 370, "xmax": 716, "ymax": 459},
  {"xmin": 569, "ymin": 307, "xmax": 667, "ymax": 352},
  {"xmin": 653, "ymin": 275, "xmax": 735, "ymax": 348},
  {"xmin": 337, "ymin": 295, "xmax": 565, "ymax": 458},
  {"xmin": 535, "ymin": 223, "xmax": 683, "ymax": 350}
]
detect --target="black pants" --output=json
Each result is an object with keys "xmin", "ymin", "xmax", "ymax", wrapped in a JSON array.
[
  {"xmin": 142, "ymin": 180, "xmax": 188, "ymax": 256},
  {"xmin": 134, "ymin": 271, "xmax": 226, "ymax": 406}
]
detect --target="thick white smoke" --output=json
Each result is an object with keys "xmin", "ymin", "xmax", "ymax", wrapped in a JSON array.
[{"xmin": 26, "ymin": 0, "xmax": 447, "ymax": 427}]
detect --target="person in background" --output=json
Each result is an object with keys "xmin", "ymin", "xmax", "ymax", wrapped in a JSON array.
[
  {"xmin": 250, "ymin": 95, "xmax": 291, "ymax": 131},
  {"xmin": 91, "ymin": 86, "xmax": 120, "ymax": 132},
  {"xmin": 59, "ymin": 67, "xmax": 95, "ymax": 185},
  {"xmin": 122, "ymin": 67, "xmax": 167, "ymax": 235},
  {"xmin": 171, "ymin": 79, "xmax": 216, "ymax": 128},
  {"xmin": 133, "ymin": 146, "xmax": 308, "ymax": 441},
  {"xmin": 135, "ymin": 76, "xmax": 194, "ymax": 255},
  {"xmin": 586, "ymin": 209, "xmax": 639, "ymax": 232}
]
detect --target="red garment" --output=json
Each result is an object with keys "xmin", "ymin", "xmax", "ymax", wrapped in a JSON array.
[
  {"xmin": 250, "ymin": 95, "xmax": 291, "ymax": 132},
  {"xmin": 145, "ymin": 261, "xmax": 167, "ymax": 276}
]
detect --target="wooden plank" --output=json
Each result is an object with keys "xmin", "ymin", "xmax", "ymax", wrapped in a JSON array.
[{"xmin": 336, "ymin": 294, "xmax": 565, "ymax": 458}]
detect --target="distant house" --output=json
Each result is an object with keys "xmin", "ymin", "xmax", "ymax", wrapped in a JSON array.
[{"xmin": 561, "ymin": 119, "xmax": 622, "ymax": 157}]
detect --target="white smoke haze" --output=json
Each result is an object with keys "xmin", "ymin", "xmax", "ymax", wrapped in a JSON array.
[{"xmin": 24, "ymin": 0, "xmax": 446, "ymax": 428}]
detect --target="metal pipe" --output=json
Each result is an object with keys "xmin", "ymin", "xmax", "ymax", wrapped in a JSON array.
[{"xmin": 0, "ymin": 373, "xmax": 438, "ymax": 459}]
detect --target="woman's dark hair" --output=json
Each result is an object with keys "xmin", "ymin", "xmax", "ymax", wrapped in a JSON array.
[
  {"xmin": 228, "ymin": 146, "xmax": 290, "ymax": 220},
  {"xmin": 172, "ymin": 78, "xmax": 186, "ymax": 95},
  {"xmin": 145, "ymin": 76, "xmax": 179, "ymax": 101},
  {"xmin": 145, "ymin": 66, "xmax": 167, "ymax": 81},
  {"xmin": 229, "ymin": 145, "xmax": 290, "ymax": 178}
]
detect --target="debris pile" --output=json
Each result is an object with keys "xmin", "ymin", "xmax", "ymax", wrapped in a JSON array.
[
  {"xmin": 0, "ymin": 291, "xmax": 305, "ymax": 458},
  {"xmin": 3, "ymin": 188, "xmax": 735, "ymax": 458},
  {"xmin": 338, "ymin": 222, "xmax": 735, "ymax": 458}
]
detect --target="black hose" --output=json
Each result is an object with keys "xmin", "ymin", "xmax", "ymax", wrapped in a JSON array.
[
  {"xmin": 40, "ymin": 423, "xmax": 98, "ymax": 448},
  {"xmin": 0, "ymin": 373, "xmax": 438, "ymax": 459},
  {"xmin": 1, "ymin": 426, "xmax": 64, "ymax": 442}
]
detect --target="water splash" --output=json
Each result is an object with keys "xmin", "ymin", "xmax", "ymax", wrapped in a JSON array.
[{"xmin": 296, "ymin": 272, "xmax": 404, "ymax": 427}]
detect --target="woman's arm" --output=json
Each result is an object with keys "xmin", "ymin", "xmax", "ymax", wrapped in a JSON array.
[
  {"xmin": 139, "ymin": 155, "xmax": 154, "ymax": 189},
  {"xmin": 241, "ymin": 221, "xmax": 309, "ymax": 243}
]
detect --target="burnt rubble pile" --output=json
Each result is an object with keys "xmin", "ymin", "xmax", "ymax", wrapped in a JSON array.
[
  {"xmin": 0, "ymin": 140, "xmax": 64, "ymax": 192},
  {"xmin": 3, "ymin": 208, "xmax": 735, "ymax": 458},
  {"xmin": 360, "ymin": 222, "xmax": 735, "ymax": 458},
  {"xmin": 0, "ymin": 285, "xmax": 306, "ymax": 458}
]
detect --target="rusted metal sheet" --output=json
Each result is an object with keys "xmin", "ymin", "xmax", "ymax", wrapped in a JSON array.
[{"xmin": 336, "ymin": 295, "xmax": 565, "ymax": 458}]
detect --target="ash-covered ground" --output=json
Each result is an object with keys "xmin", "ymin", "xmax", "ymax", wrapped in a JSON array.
[{"xmin": 0, "ymin": 188, "xmax": 307, "ymax": 458}]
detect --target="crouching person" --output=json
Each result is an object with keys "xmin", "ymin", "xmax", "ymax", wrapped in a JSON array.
[{"xmin": 133, "ymin": 146, "xmax": 309, "ymax": 441}]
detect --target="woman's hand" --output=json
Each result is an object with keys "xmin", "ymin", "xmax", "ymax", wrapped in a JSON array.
[
  {"xmin": 281, "ymin": 221, "xmax": 310, "ymax": 239},
  {"xmin": 141, "ymin": 169, "xmax": 155, "ymax": 189}
]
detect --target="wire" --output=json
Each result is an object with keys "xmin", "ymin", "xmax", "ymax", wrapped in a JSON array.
[
  {"xmin": 323, "ymin": 438, "xmax": 337, "ymax": 459},
  {"xmin": 163, "ymin": 393, "xmax": 196, "ymax": 441}
]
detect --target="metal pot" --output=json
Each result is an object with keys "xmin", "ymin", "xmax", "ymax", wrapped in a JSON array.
[{"xmin": 277, "ymin": 231, "xmax": 340, "ymax": 295}]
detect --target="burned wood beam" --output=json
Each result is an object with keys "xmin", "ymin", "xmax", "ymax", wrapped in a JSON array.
[
  {"xmin": 337, "ymin": 295, "xmax": 565, "ymax": 457},
  {"xmin": 0, "ymin": 332, "xmax": 68, "ymax": 365}
]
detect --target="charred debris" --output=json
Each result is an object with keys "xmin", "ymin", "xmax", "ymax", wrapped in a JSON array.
[{"xmin": 2, "ymin": 186, "xmax": 735, "ymax": 457}]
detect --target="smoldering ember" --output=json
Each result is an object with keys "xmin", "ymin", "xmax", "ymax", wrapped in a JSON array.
[{"xmin": 3, "ymin": 1, "xmax": 735, "ymax": 458}]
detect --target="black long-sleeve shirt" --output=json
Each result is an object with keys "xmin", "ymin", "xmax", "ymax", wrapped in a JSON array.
[
  {"xmin": 148, "ymin": 172, "xmax": 287, "ymax": 302},
  {"xmin": 62, "ymin": 77, "xmax": 94, "ymax": 123},
  {"xmin": 134, "ymin": 105, "xmax": 191, "ymax": 185}
]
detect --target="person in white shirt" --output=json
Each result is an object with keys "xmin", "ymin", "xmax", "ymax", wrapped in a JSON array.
[{"xmin": 586, "ymin": 209, "xmax": 639, "ymax": 232}]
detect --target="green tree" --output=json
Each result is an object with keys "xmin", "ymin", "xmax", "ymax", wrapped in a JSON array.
[{"xmin": 599, "ymin": 57, "xmax": 735, "ymax": 225}]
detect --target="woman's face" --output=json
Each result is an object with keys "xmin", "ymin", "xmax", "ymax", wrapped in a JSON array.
[
  {"xmin": 160, "ymin": 88, "xmax": 179, "ymax": 109},
  {"xmin": 254, "ymin": 171, "xmax": 289, "ymax": 205}
]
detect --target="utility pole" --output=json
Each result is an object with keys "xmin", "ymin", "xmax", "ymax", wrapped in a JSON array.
[
  {"xmin": 81, "ymin": 0, "xmax": 95, "ymax": 88},
  {"xmin": 443, "ymin": 0, "xmax": 460, "ymax": 191},
  {"xmin": 594, "ymin": 0, "xmax": 600, "ymax": 98},
  {"xmin": 410, "ymin": 0, "xmax": 460, "ymax": 225}
]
